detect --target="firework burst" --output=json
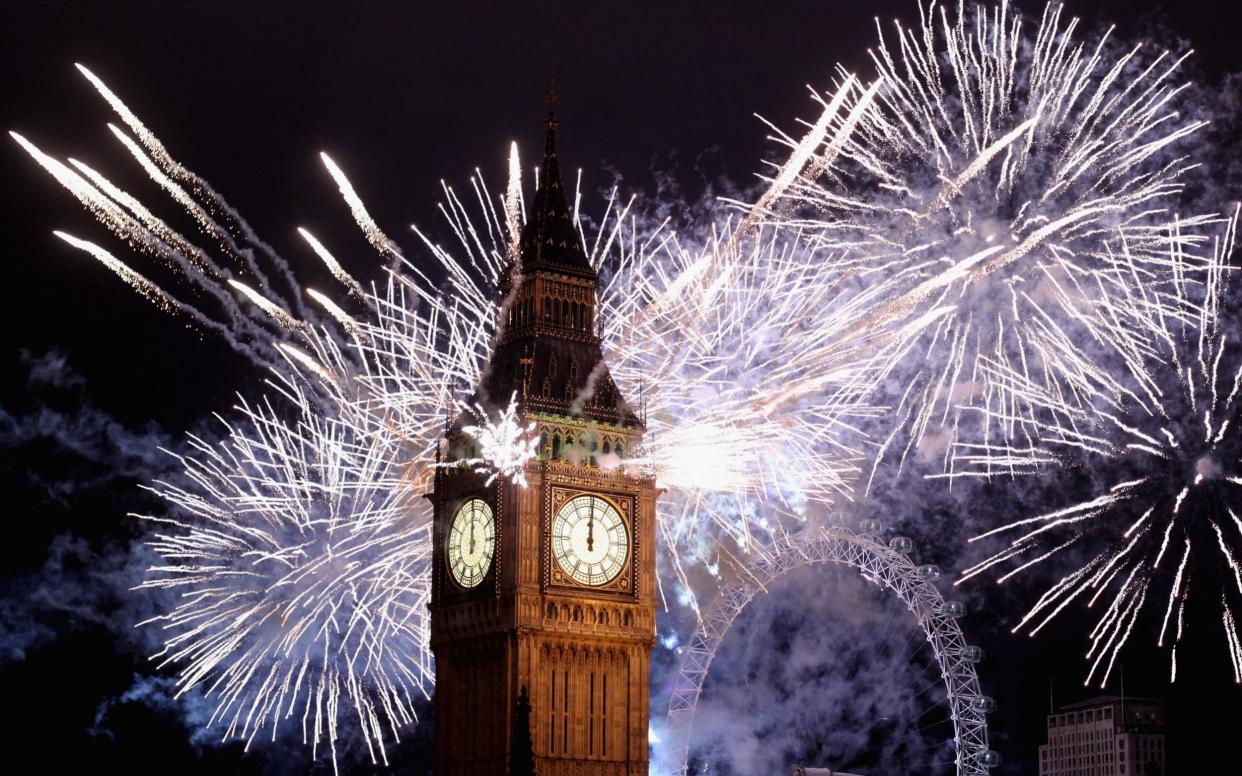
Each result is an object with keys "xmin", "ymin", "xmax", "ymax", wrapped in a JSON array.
[
  {"xmin": 771, "ymin": 0, "xmax": 1213, "ymax": 484},
  {"xmin": 449, "ymin": 393, "xmax": 541, "ymax": 487},
  {"xmin": 954, "ymin": 209, "xmax": 1242, "ymax": 685},
  {"xmin": 137, "ymin": 379, "xmax": 432, "ymax": 771}
]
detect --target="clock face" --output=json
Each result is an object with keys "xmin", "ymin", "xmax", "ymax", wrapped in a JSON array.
[
  {"xmin": 446, "ymin": 498, "xmax": 495, "ymax": 589},
  {"xmin": 551, "ymin": 494, "xmax": 629, "ymax": 586}
]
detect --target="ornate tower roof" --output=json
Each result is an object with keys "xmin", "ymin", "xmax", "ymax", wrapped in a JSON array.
[{"xmin": 474, "ymin": 94, "xmax": 642, "ymax": 430}]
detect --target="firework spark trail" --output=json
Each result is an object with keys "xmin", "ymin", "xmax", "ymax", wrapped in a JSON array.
[
  {"xmin": 952, "ymin": 209, "xmax": 1242, "ymax": 684},
  {"xmin": 76, "ymin": 63, "xmax": 310, "ymax": 316},
  {"xmin": 771, "ymin": 0, "xmax": 1212, "ymax": 486},
  {"xmin": 9, "ymin": 131, "xmax": 300, "ymax": 371},
  {"xmin": 723, "ymin": 74, "xmax": 883, "ymax": 254},
  {"xmin": 136, "ymin": 378, "xmax": 432, "ymax": 773},
  {"xmin": 320, "ymin": 152, "xmax": 407, "ymax": 274},
  {"xmin": 11, "ymin": 67, "xmax": 498, "ymax": 441},
  {"xmin": 51, "ymin": 231, "xmax": 176, "ymax": 313},
  {"xmin": 504, "ymin": 141, "xmax": 524, "ymax": 262},
  {"xmin": 299, "ymin": 227, "xmax": 367, "ymax": 300}
]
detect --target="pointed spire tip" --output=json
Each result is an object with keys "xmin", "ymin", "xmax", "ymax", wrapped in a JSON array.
[{"xmin": 545, "ymin": 72, "xmax": 559, "ymax": 130}]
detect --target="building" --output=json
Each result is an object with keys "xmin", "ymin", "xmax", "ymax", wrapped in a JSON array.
[
  {"xmin": 430, "ymin": 89, "xmax": 657, "ymax": 775},
  {"xmin": 1038, "ymin": 696, "xmax": 1165, "ymax": 775}
]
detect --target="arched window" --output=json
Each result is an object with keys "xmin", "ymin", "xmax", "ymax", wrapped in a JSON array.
[
  {"xmin": 562, "ymin": 434, "xmax": 574, "ymax": 462},
  {"xmin": 614, "ymin": 444, "xmax": 624, "ymax": 459},
  {"xmin": 540, "ymin": 430, "xmax": 549, "ymax": 460},
  {"xmin": 552, "ymin": 434, "xmax": 562, "ymax": 461},
  {"xmin": 602, "ymin": 441, "xmax": 611, "ymax": 456},
  {"xmin": 562, "ymin": 299, "xmax": 570, "ymax": 326}
]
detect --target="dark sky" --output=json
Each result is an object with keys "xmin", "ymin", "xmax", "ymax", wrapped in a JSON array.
[{"xmin": 3, "ymin": 1, "xmax": 1242, "ymax": 773}]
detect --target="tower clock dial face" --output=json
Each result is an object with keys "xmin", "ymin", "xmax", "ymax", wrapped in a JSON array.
[
  {"xmin": 446, "ymin": 498, "xmax": 495, "ymax": 588},
  {"xmin": 551, "ymin": 494, "xmax": 629, "ymax": 586}
]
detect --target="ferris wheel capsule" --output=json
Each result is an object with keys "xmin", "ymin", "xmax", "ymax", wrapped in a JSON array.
[
  {"xmin": 978, "ymin": 750, "xmax": 1002, "ymax": 768},
  {"xmin": 859, "ymin": 519, "xmax": 883, "ymax": 535},
  {"xmin": 916, "ymin": 564, "xmax": 941, "ymax": 580},
  {"xmin": 939, "ymin": 600, "xmax": 967, "ymax": 617},
  {"xmin": 888, "ymin": 536, "xmax": 914, "ymax": 553},
  {"xmin": 968, "ymin": 695, "xmax": 996, "ymax": 714},
  {"xmin": 959, "ymin": 645, "xmax": 985, "ymax": 663}
]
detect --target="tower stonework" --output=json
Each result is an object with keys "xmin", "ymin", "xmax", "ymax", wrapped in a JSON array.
[{"xmin": 430, "ymin": 98, "xmax": 656, "ymax": 776}]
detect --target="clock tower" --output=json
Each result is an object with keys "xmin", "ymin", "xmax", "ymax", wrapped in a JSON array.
[{"xmin": 430, "ymin": 93, "xmax": 657, "ymax": 776}]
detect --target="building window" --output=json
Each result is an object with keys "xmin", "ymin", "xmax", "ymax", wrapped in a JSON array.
[{"xmin": 589, "ymin": 672, "xmax": 596, "ymax": 756}]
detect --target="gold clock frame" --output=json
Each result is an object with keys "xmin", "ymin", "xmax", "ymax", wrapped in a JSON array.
[{"xmin": 543, "ymin": 484, "xmax": 638, "ymax": 598}]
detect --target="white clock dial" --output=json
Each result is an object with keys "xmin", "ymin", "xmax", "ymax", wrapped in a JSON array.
[
  {"xmin": 551, "ymin": 494, "xmax": 629, "ymax": 586},
  {"xmin": 446, "ymin": 498, "xmax": 495, "ymax": 588}
]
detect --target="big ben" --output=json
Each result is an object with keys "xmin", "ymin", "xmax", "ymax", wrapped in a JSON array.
[{"xmin": 430, "ymin": 91, "xmax": 657, "ymax": 776}]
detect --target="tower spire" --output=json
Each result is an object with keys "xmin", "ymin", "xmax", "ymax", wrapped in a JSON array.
[
  {"xmin": 544, "ymin": 72, "xmax": 559, "ymax": 130},
  {"xmin": 519, "ymin": 80, "xmax": 593, "ymax": 278}
]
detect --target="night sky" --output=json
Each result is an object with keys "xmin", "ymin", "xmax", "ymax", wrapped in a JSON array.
[{"xmin": 3, "ymin": 1, "xmax": 1242, "ymax": 773}]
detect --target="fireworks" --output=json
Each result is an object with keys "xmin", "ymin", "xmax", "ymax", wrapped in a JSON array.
[
  {"xmin": 137, "ymin": 379, "xmax": 432, "ymax": 772},
  {"xmin": 775, "ymin": 0, "xmax": 1211, "ymax": 484},
  {"xmin": 12, "ymin": 58, "xmax": 888, "ymax": 756},
  {"xmin": 955, "ymin": 210, "xmax": 1242, "ymax": 685},
  {"xmin": 450, "ymin": 394, "xmax": 541, "ymax": 487},
  {"xmin": 606, "ymin": 219, "xmax": 902, "ymax": 605},
  {"xmin": 14, "ymin": 0, "xmax": 1242, "ymax": 764}
]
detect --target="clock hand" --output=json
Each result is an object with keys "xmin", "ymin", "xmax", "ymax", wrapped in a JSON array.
[
  {"xmin": 587, "ymin": 510, "xmax": 595, "ymax": 553},
  {"xmin": 468, "ymin": 518, "xmax": 476, "ymax": 556}
]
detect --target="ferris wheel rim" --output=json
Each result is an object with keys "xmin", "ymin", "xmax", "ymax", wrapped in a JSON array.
[{"xmin": 654, "ymin": 524, "xmax": 994, "ymax": 775}]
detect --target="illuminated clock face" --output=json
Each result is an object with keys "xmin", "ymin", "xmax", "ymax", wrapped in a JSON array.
[
  {"xmin": 446, "ymin": 498, "xmax": 495, "ymax": 588},
  {"xmin": 551, "ymin": 494, "xmax": 629, "ymax": 586}
]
